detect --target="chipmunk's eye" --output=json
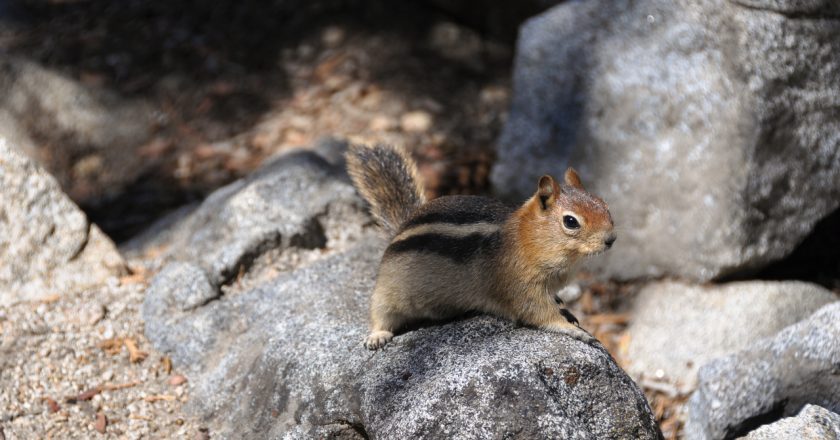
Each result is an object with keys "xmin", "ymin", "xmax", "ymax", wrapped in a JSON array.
[{"xmin": 563, "ymin": 215, "xmax": 580, "ymax": 229}]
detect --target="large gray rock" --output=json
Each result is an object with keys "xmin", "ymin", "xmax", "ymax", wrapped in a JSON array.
[
  {"xmin": 136, "ymin": 142, "xmax": 367, "ymax": 285},
  {"xmin": 739, "ymin": 405, "xmax": 840, "ymax": 440},
  {"xmin": 143, "ymin": 147, "xmax": 661, "ymax": 439},
  {"xmin": 492, "ymin": 0, "xmax": 840, "ymax": 281},
  {"xmin": 624, "ymin": 281, "xmax": 838, "ymax": 389},
  {"xmin": 685, "ymin": 301, "xmax": 840, "ymax": 440},
  {"xmin": 0, "ymin": 139, "xmax": 125, "ymax": 305}
]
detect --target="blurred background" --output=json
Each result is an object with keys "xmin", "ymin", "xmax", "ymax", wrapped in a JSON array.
[
  {"xmin": 1, "ymin": 0, "xmax": 836, "ymax": 284},
  {"xmin": 0, "ymin": 0, "xmax": 537, "ymax": 241}
]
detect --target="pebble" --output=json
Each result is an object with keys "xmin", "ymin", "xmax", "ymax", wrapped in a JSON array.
[
  {"xmin": 400, "ymin": 111, "xmax": 433, "ymax": 132},
  {"xmin": 369, "ymin": 115, "xmax": 396, "ymax": 131},
  {"xmin": 80, "ymin": 303, "xmax": 105, "ymax": 325},
  {"xmin": 101, "ymin": 325, "xmax": 115, "ymax": 340},
  {"xmin": 72, "ymin": 155, "xmax": 104, "ymax": 179},
  {"xmin": 322, "ymin": 26, "xmax": 345, "ymax": 47}
]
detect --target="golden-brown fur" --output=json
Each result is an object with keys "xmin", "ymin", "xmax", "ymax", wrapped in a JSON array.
[{"xmin": 347, "ymin": 144, "xmax": 615, "ymax": 350}]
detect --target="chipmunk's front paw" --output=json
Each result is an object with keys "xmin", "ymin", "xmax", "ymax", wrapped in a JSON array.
[
  {"xmin": 542, "ymin": 321, "xmax": 597, "ymax": 344},
  {"xmin": 364, "ymin": 330, "xmax": 394, "ymax": 350}
]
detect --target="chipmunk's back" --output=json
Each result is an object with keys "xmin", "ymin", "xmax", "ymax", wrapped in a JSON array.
[
  {"xmin": 386, "ymin": 196, "xmax": 512, "ymax": 261},
  {"xmin": 400, "ymin": 195, "xmax": 512, "ymax": 232}
]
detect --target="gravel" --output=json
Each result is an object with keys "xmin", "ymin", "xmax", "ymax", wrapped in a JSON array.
[{"xmin": 0, "ymin": 262, "xmax": 203, "ymax": 439}]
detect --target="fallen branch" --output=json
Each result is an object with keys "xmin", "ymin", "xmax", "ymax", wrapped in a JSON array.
[{"xmin": 65, "ymin": 381, "xmax": 143, "ymax": 404}]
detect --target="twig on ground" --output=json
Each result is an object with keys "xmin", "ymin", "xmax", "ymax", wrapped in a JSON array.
[
  {"xmin": 124, "ymin": 338, "xmax": 148, "ymax": 363},
  {"xmin": 144, "ymin": 394, "xmax": 176, "ymax": 402}
]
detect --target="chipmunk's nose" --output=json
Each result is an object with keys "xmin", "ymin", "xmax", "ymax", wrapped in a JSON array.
[{"xmin": 604, "ymin": 234, "xmax": 617, "ymax": 248}]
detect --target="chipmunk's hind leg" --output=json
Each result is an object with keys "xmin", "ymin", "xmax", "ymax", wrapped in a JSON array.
[
  {"xmin": 365, "ymin": 300, "xmax": 408, "ymax": 350},
  {"xmin": 364, "ymin": 330, "xmax": 393, "ymax": 350},
  {"xmin": 365, "ymin": 312, "xmax": 404, "ymax": 350}
]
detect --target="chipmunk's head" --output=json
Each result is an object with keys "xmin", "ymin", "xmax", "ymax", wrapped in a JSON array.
[{"xmin": 526, "ymin": 168, "xmax": 615, "ymax": 265}]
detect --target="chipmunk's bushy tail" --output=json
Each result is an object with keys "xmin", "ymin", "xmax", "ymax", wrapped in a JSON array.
[{"xmin": 346, "ymin": 144, "xmax": 426, "ymax": 237}]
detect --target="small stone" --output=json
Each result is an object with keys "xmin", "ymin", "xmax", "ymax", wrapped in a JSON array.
[
  {"xmin": 72, "ymin": 155, "xmax": 104, "ymax": 179},
  {"xmin": 400, "ymin": 111, "xmax": 433, "ymax": 132},
  {"xmin": 322, "ymin": 26, "xmax": 345, "ymax": 47},
  {"xmin": 168, "ymin": 375, "xmax": 187, "ymax": 386},
  {"xmin": 369, "ymin": 116, "xmax": 395, "ymax": 132},
  {"xmin": 81, "ymin": 303, "xmax": 105, "ymax": 325},
  {"xmin": 94, "ymin": 413, "xmax": 107, "ymax": 434},
  {"xmin": 195, "ymin": 428, "xmax": 210, "ymax": 440}
]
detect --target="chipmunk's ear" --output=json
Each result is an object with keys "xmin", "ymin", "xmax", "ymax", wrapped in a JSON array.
[
  {"xmin": 564, "ymin": 167, "xmax": 585, "ymax": 190},
  {"xmin": 537, "ymin": 175, "xmax": 560, "ymax": 210}
]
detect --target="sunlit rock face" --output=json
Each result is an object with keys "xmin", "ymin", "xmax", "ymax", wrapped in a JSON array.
[
  {"xmin": 0, "ymin": 140, "xmax": 125, "ymax": 305},
  {"xmin": 493, "ymin": 0, "xmax": 840, "ymax": 281}
]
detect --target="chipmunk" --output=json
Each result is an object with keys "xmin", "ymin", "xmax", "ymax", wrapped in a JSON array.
[{"xmin": 346, "ymin": 144, "xmax": 616, "ymax": 350}]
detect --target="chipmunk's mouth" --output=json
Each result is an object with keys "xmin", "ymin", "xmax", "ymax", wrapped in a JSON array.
[
  {"xmin": 584, "ymin": 246, "xmax": 611, "ymax": 257},
  {"xmin": 584, "ymin": 234, "xmax": 616, "ymax": 257}
]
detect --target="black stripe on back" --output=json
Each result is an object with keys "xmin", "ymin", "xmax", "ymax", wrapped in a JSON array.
[
  {"xmin": 386, "ymin": 231, "xmax": 502, "ymax": 264},
  {"xmin": 401, "ymin": 196, "xmax": 512, "ymax": 229}
]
